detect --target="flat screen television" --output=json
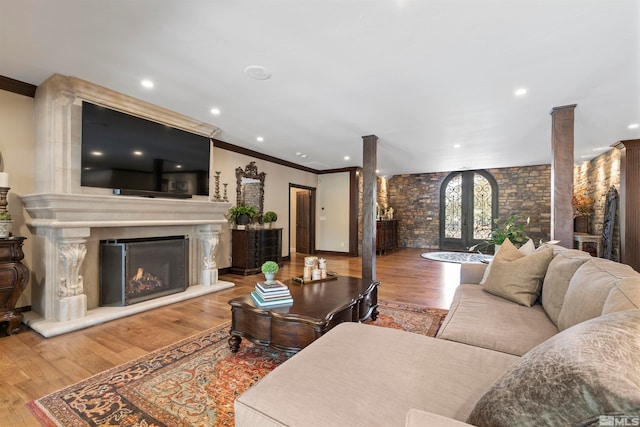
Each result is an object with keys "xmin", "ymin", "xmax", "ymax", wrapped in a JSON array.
[{"xmin": 81, "ymin": 101, "xmax": 210, "ymax": 198}]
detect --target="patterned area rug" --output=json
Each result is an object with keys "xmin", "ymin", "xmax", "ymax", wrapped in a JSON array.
[
  {"xmin": 421, "ymin": 251, "xmax": 493, "ymax": 264},
  {"xmin": 27, "ymin": 301, "xmax": 448, "ymax": 427}
]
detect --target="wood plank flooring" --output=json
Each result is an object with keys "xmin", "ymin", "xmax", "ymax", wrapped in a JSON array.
[{"xmin": 0, "ymin": 248, "xmax": 459, "ymax": 426}]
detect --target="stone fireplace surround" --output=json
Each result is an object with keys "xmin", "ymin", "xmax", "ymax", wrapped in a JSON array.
[{"xmin": 21, "ymin": 74, "xmax": 234, "ymax": 337}]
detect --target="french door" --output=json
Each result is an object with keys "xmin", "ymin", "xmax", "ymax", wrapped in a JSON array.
[{"xmin": 440, "ymin": 170, "xmax": 497, "ymax": 251}]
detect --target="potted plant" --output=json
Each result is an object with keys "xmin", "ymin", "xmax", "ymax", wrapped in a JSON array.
[
  {"xmin": 226, "ymin": 205, "xmax": 259, "ymax": 229},
  {"xmin": 261, "ymin": 260, "xmax": 279, "ymax": 283},
  {"xmin": 469, "ymin": 215, "xmax": 530, "ymax": 253},
  {"xmin": 0, "ymin": 211, "xmax": 12, "ymax": 238},
  {"xmin": 261, "ymin": 211, "xmax": 278, "ymax": 228}
]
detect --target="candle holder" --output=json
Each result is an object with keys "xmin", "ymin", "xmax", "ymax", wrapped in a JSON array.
[
  {"xmin": 223, "ymin": 183, "xmax": 228, "ymax": 202},
  {"xmin": 213, "ymin": 171, "xmax": 222, "ymax": 202},
  {"xmin": 0, "ymin": 187, "xmax": 9, "ymax": 214}
]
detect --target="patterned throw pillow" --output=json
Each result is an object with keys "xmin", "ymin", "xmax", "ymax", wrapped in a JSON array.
[{"xmin": 467, "ymin": 309, "xmax": 640, "ymax": 427}]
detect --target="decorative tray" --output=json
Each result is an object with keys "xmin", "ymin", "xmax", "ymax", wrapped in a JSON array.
[{"xmin": 291, "ymin": 271, "xmax": 338, "ymax": 284}]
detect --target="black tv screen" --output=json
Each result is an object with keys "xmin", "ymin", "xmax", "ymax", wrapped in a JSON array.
[{"xmin": 81, "ymin": 101, "xmax": 210, "ymax": 197}]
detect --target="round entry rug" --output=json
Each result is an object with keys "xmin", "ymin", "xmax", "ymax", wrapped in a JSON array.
[{"xmin": 421, "ymin": 251, "xmax": 493, "ymax": 264}]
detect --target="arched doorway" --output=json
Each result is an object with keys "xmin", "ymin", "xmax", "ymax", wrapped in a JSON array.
[{"xmin": 440, "ymin": 170, "xmax": 497, "ymax": 251}]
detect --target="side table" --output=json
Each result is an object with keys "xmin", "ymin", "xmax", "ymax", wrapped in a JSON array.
[
  {"xmin": 573, "ymin": 233, "xmax": 601, "ymax": 258},
  {"xmin": 0, "ymin": 237, "xmax": 30, "ymax": 335}
]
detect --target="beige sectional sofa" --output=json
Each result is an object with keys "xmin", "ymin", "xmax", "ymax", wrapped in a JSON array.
[{"xmin": 235, "ymin": 243, "xmax": 640, "ymax": 426}]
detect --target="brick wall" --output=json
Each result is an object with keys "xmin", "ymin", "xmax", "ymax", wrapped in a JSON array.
[
  {"xmin": 387, "ymin": 165, "xmax": 551, "ymax": 249},
  {"xmin": 573, "ymin": 148, "xmax": 620, "ymax": 261}
]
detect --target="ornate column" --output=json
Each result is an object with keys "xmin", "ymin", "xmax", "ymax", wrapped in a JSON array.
[
  {"xmin": 199, "ymin": 228, "xmax": 220, "ymax": 286},
  {"xmin": 55, "ymin": 232, "xmax": 88, "ymax": 322}
]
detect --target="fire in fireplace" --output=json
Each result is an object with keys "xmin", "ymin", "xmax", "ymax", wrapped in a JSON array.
[{"xmin": 100, "ymin": 236, "xmax": 188, "ymax": 306}]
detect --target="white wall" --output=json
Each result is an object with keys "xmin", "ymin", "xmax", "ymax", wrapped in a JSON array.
[
  {"xmin": 317, "ymin": 172, "xmax": 350, "ymax": 252},
  {"xmin": 211, "ymin": 148, "xmax": 318, "ymax": 264},
  {"xmin": 0, "ymin": 89, "xmax": 36, "ymax": 308}
]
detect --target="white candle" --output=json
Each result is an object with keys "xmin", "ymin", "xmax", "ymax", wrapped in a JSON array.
[{"xmin": 0, "ymin": 173, "xmax": 8, "ymax": 188}]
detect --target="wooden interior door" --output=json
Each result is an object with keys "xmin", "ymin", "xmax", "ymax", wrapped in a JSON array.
[{"xmin": 296, "ymin": 190, "xmax": 311, "ymax": 254}]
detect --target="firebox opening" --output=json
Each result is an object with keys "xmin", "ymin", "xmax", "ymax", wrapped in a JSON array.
[{"xmin": 100, "ymin": 235, "xmax": 188, "ymax": 307}]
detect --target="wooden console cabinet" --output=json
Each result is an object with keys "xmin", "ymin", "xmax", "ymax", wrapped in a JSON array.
[
  {"xmin": 0, "ymin": 237, "xmax": 29, "ymax": 335},
  {"xmin": 231, "ymin": 228, "xmax": 282, "ymax": 275},
  {"xmin": 376, "ymin": 220, "xmax": 398, "ymax": 255}
]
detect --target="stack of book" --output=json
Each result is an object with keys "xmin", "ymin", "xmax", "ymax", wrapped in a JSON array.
[{"xmin": 251, "ymin": 280, "xmax": 293, "ymax": 307}]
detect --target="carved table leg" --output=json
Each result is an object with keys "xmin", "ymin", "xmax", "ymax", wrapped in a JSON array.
[
  {"xmin": 229, "ymin": 334, "xmax": 242, "ymax": 353},
  {"xmin": 6, "ymin": 312, "xmax": 23, "ymax": 335}
]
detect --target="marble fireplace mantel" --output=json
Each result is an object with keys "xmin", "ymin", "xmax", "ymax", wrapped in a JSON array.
[
  {"xmin": 21, "ymin": 74, "xmax": 234, "ymax": 337},
  {"xmin": 22, "ymin": 193, "xmax": 233, "ymax": 337}
]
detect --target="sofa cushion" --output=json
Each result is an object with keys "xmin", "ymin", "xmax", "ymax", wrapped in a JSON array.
[
  {"xmin": 541, "ymin": 249, "xmax": 591, "ymax": 325},
  {"xmin": 558, "ymin": 258, "xmax": 640, "ymax": 330},
  {"xmin": 467, "ymin": 309, "xmax": 640, "ymax": 427},
  {"xmin": 482, "ymin": 239, "xmax": 553, "ymax": 306},
  {"xmin": 235, "ymin": 322, "xmax": 519, "ymax": 427},
  {"xmin": 405, "ymin": 409, "xmax": 475, "ymax": 427},
  {"xmin": 436, "ymin": 284, "xmax": 558, "ymax": 356}
]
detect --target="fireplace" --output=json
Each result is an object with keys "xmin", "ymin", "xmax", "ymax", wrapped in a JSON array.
[{"xmin": 100, "ymin": 236, "xmax": 188, "ymax": 306}]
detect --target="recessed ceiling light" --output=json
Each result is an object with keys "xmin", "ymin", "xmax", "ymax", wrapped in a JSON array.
[
  {"xmin": 176, "ymin": 164, "xmax": 183, "ymax": 169},
  {"xmin": 344, "ymin": 156, "xmax": 350, "ymax": 161},
  {"xmin": 629, "ymin": 123, "xmax": 639, "ymax": 129},
  {"xmin": 375, "ymin": 169, "xmax": 380, "ymax": 174},
  {"xmin": 141, "ymin": 79, "xmax": 154, "ymax": 89},
  {"xmin": 256, "ymin": 136, "xmax": 264, "ymax": 142},
  {"xmin": 296, "ymin": 152, "xmax": 302, "ymax": 156},
  {"xmin": 133, "ymin": 150, "xmax": 143, "ymax": 156},
  {"xmin": 514, "ymin": 88, "xmax": 527, "ymax": 96},
  {"xmin": 301, "ymin": 154, "xmax": 308, "ymax": 158},
  {"xmin": 210, "ymin": 108, "xmax": 221, "ymax": 115},
  {"xmin": 91, "ymin": 151, "xmax": 103, "ymax": 156},
  {"xmin": 244, "ymin": 65, "xmax": 272, "ymax": 80},
  {"xmin": 453, "ymin": 144, "xmax": 461, "ymax": 148}
]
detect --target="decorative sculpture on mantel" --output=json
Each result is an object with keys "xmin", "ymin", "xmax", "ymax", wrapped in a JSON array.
[
  {"xmin": 200, "ymin": 230, "xmax": 219, "ymax": 286},
  {"xmin": 57, "ymin": 242, "xmax": 87, "ymax": 297}
]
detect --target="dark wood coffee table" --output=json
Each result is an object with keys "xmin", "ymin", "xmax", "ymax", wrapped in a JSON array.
[{"xmin": 228, "ymin": 276, "xmax": 379, "ymax": 353}]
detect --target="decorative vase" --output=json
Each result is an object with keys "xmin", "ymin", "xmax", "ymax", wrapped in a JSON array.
[
  {"xmin": 0, "ymin": 220, "xmax": 12, "ymax": 238},
  {"xmin": 574, "ymin": 216, "xmax": 589, "ymax": 234},
  {"xmin": 264, "ymin": 272, "xmax": 276, "ymax": 283}
]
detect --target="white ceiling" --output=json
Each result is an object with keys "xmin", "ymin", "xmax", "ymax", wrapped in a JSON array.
[{"xmin": 1, "ymin": 0, "xmax": 639, "ymax": 175}]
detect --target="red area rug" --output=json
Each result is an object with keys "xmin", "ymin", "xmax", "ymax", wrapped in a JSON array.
[{"xmin": 27, "ymin": 301, "xmax": 448, "ymax": 427}]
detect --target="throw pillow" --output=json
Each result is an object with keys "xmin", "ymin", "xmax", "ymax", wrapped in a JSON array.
[
  {"xmin": 479, "ymin": 238, "xmax": 535, "ymax": 285},
  {"xmin": 467, "ymin": 309, "xmax": 640, "ymax": 427},
  {"xmin": 482, "ymin": 239, "xmax": 552, "ymax": 306},
  {"xmin": 541, "ymin": 250, "xmax": 590, "ymax": 326}
]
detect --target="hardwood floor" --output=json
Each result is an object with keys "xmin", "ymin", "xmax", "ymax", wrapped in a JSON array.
[{"xmin": 0, "ymin": 248, "xmax": 459, "ymax": 426}]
